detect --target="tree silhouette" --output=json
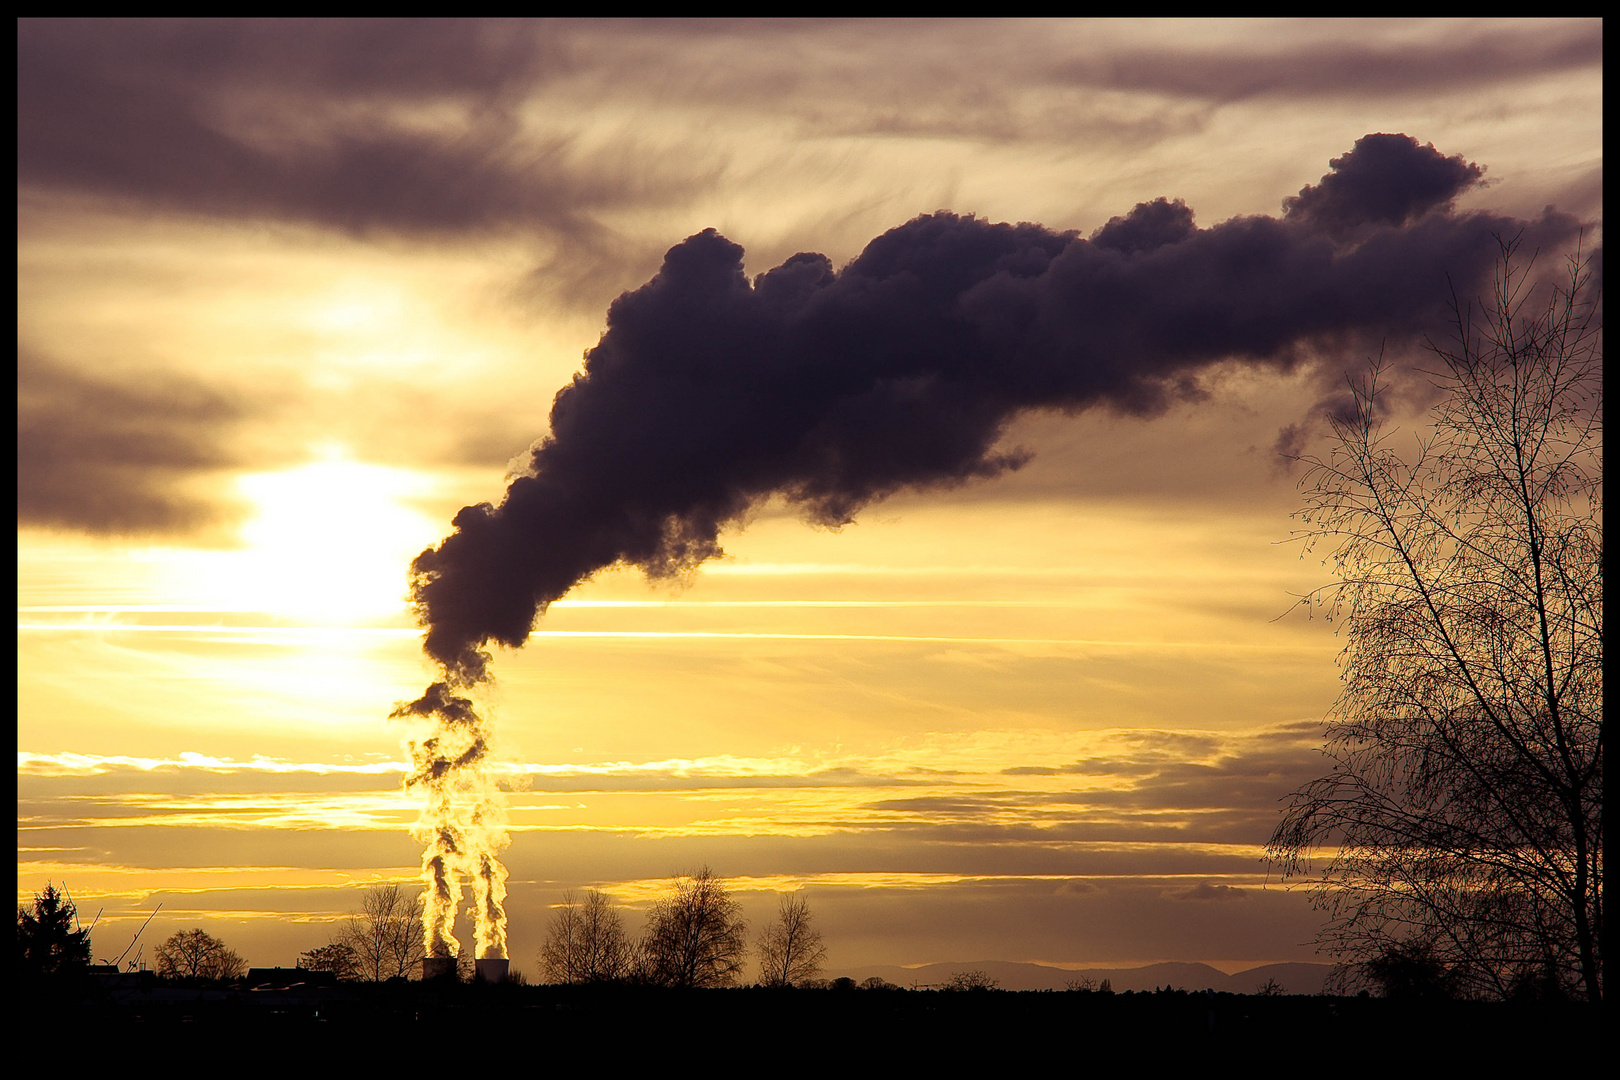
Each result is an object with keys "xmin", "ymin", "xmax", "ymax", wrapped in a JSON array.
[
  {"xmin": 154, "ymin": 928, "xmax": 245, "ymax": 981},
  {"xmin": 298, "ymin": 941, "xmax": 359, "ymax": 980},
  {"xmin": 1269, "ymin": 238, "xmax": 1603, "ymax": 1002},
  {"xmin": 541, "ymin": 889, "xmax": 631, "ymax": 984},
  {"xmin": 639, "ymin": 867, "xmax": 748, "ymax": 988},
  {"xmin": 1361, "ymin": 940, "xmax": 1462, "ymax": 1000},
  {"xmin": 756, "ymin": 894, "xmax": 828, "ymax": 987},
  {"xmin": 17, "ymin": 882, "xmax": 91, "ymax": 980},
  {"xmin": 944, "ymin": 969, "xmax": 999, "ymax": 991},
  {"xmin": 334, "ymin": 883, "xmax": 426, "ymax": 982}
]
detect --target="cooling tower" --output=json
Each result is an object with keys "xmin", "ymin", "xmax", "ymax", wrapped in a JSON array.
[{"xmin": 475, "ymin": 957, "xmax": 510, "ymax": 984}]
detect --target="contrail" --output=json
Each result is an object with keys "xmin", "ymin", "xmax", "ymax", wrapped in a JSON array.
[{"xmin": 392, "ymin": 133, "xmax": 1587, "ymax": 966}]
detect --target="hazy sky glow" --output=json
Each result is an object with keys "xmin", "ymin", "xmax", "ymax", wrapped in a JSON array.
[{"xmin": 17, "ymin": 18, "xmax": 1602, "ymax": 977}]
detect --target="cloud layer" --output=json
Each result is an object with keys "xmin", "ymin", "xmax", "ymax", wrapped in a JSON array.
[
  {"xmin": 17, "ymin": 349, "xmax": 246, "ymax": 533},
  {"xmin": 19, "ymin": 720, "xmax": 1331, "ymax": 968},
  {"xmin": 18, "ymin": 21, "xmax": 1600, "ymax": 540},
  {"xmin": 19, "ymin": 20, "xmax": 1602, "ymax": 229}
]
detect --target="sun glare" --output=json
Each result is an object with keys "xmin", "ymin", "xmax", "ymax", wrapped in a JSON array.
[{"xmin": 201, "ymin": 450, "xmax": 443, "ymax": 623}]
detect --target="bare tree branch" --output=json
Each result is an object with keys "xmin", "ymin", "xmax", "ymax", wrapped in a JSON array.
[
  {"xmin": 756, "ymin": 894, "xmax": 828, "ymax": 987},
  {"xmin": 154, "ymin": 928, "xmax": 245, "ymax": 981},
  {"xmin": 541, "ymin": 889, "xmax": 631, "ymax": 984},
  {"xmin": 638, "ymin": 867, "xmax": 748, "ymax": 989},
  {"xmin": 334, "ymin": 883, "xmax": 427, "ymax": 982},
  {"xmin": 1269, "ymin": 236, "xmax": 1603, "ymax": 1004}
]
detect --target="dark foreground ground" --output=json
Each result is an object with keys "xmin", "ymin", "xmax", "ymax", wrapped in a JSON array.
[{"xmin": 30, "ymin": 978, "xmax": 1601, "ymax": 1061}]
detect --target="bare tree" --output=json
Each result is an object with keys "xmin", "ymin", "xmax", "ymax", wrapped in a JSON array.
[
  {"xmin": 1359, "ymin": 939, "xmax": 1462, "ymax": 1000},
  {"xmin": 335, "ymin": 883, "xmax": 427, "ymax": 982},
  {"xmin": 756, "ymin": 894, "xmax": 828, "ymax": 987},
  {"xmin": 1269, "ymin": 238, "xmax": 1602, "ymax": 1003},
  {"xmin": 639, "ymin": 866, "xmax": 748, "ymax": 989},
  {"xmin": 540, "ymin": 889, "xmax": 631, "ymax": 984},
  {"xmin": 943, "ymin": 969, "xmax": 999, "ymax": 991},
  {"xmin": 541, "ymin": 892, "xmax": 586, "ymax": 985},
  {"xmin": 154, "ymin": 928, "xmax": 245, "ymax": 981},
  {"xmin": 298, "ymin": 941, "xmax": 359, "ymax": 980}
]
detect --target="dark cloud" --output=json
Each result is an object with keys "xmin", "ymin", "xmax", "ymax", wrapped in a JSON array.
[
  {"xmin": 867, "ymin": 796, "xmax": 1007, "ymax": 818},
  {"xmin": 869, "ymin": 721, "xmax": 1329, "ymax": 846},
  {"xmin": 1164, "ymin": 882, "xmax": 1249, "ymax": 902},
  {"xmin": 23, "ymin": 19, "xmax": 1597, "ymax": 249},
  {"xmin": 1282, "ymin": 133, "xmax": 1484, "ymax": 241},
  {"xmin": 408, "ymin": 137, "xmax": 1582, "ymax": 682},
  {"xmin": 541, "ymin": 20, "xmax": 1600, "ymax": 151},
  {"xmin": 17, "ymin": 348, "xmax": 247, "ymax": 534},
  {"xmin": 26, "ymin": 17, "xmax": 565, "ymax": 99},
  {"xmin": 1061, "ymin": 722, "xmax": 1327, "ymax": 815},
  {"xmin": 15, "ymin": 19, "xmax": 700, "ymax": 243},
  {"xmin": 1048, "ymin": 20, "xmax": 1602, "ymax": 103},
  {"xmin": 1271, "ymin": 420, "xmax": 1310, "ymax": 466},
  {"xmin": 616, "ymin": 20, "xmax": 1600, "ymax": 149},
  {"xmin": 1090, "ymin": 197, "xmax": 1197, "ymax": 255}
]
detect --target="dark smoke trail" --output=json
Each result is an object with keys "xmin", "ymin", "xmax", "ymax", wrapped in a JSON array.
[
  {"xmin": 406, "ymin": 133, "xmax": 1581, "ymax": 680},
  {"xmin": 394, "ymin": 133, "xmax": 1587, "ymax": 959}
]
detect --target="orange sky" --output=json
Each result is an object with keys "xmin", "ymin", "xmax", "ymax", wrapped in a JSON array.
[{"xmin": 17, "ymin": 18, "xmax": 1602, "ymax": 978}]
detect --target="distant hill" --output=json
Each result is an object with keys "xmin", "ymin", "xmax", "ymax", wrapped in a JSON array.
[{"xmin": 836, "ymin": 959, "xmax": 1334, "ymax": 995}]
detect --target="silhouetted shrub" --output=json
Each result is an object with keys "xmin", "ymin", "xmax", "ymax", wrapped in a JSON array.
[
  {"xmin": 18, "ymin": 883, "xmax": 91, "ymax": 981},
  {"xmin": 944, "ymin": 970, "xmax": 998, "ymax": 991}
]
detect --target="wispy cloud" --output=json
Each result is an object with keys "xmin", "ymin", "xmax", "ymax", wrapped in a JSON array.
[
  {"xmin": 20, "ymin": 721, "xmax": 1324, "ymax": 852},
  {"xmin": 18, "ymin": 750, "xmax": 408, "ymax": 778},
  {"xmin": 17, "ymin": 348, "xmax": 251, "ymax": 535},
  {"xmin": 18, "ymin": 617, "xmax": 1332, "ymax": 656}
]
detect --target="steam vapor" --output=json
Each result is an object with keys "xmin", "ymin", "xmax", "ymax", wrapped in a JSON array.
[
  {"xmin": 390, "ymin": 682, "xmax": 508, "ymax": 960},
  {"xmin": 393, "ymin": 134, "xmax": 1585, "ymax": 963}
]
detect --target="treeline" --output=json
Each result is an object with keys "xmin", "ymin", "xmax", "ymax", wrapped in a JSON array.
[
  {"xmin": 298, "ymin": 866, "xmax": 832, "ymax": 989},
  {"xmin": 17, "ymin": 868, "xmax": 838, "ymax": 990},
  {"xmin": 18, "ymin": 883, "xmax": 251, "ymax": 982},
  {"xmin": 15, "ymin": 873, "xmax": 1593, "ymax": 1001},
  {"xmin": 540, "ymin": 866, "xmax": 823, "ymax": 988}
]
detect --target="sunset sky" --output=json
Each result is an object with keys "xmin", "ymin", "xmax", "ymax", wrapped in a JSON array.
[{"xmin": 17, "ymin": 18, "xmax": 1603, "ymax": 979}]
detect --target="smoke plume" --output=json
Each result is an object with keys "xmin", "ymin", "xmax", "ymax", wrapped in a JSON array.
[
  {"xmin": 394, "ymin": 133, "xmax": 1585, "ymax": 961},
  {"xmin": 390, "ymin": 681, "xmax": 508, "ymax": 960}
]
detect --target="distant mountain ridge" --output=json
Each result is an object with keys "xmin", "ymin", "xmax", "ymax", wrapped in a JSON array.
[{"xmin": 836, "ymin": 959, "xmax": 1334, "ymax": 995}]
